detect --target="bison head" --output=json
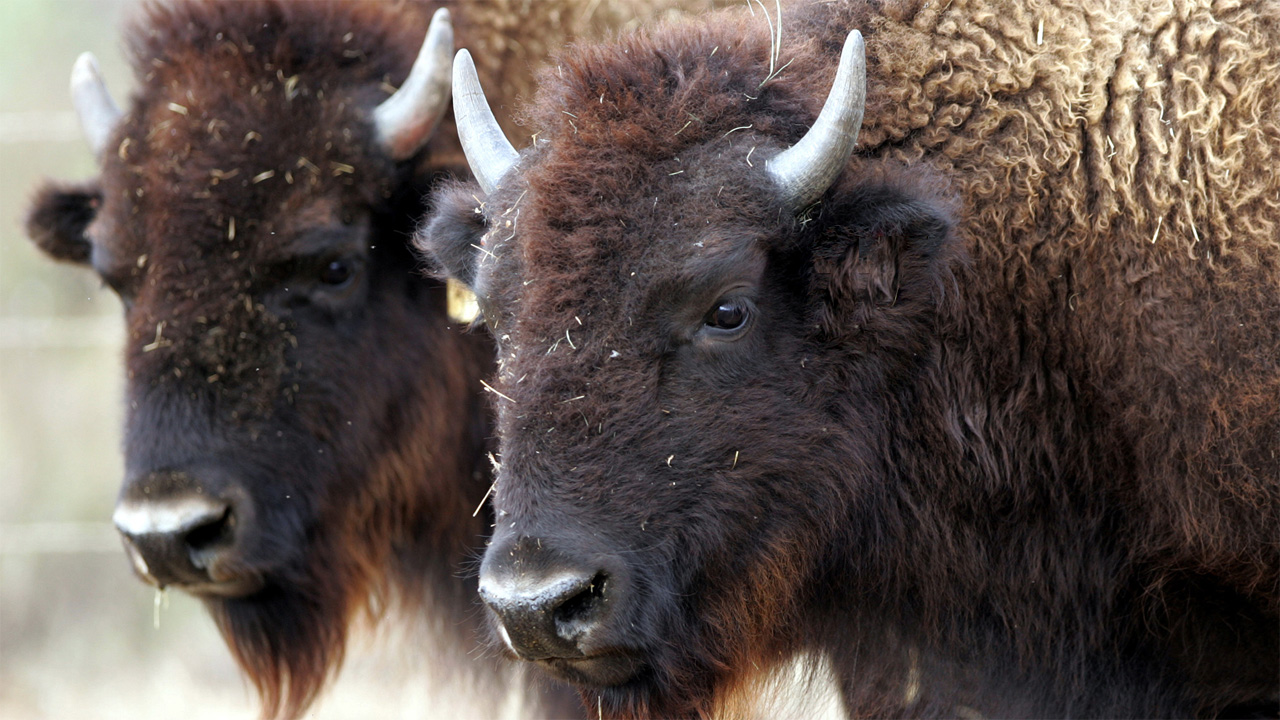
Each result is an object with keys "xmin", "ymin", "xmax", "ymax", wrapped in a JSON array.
[
  {"xmin": 420, "ymin": 25, "xmax": 961, "ymax": 717},
  {"xmin": 27, "ymin": 5, "xmax": 490, "ymax": 717}
]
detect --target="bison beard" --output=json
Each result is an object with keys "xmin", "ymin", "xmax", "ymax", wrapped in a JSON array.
[
  {"xmin": 211, "ymin": 578, "xmax": 350, "ymax": 720},
  {"xmin": 421, "ymin": 0, "xmax": 1280, "ymax": 717}
]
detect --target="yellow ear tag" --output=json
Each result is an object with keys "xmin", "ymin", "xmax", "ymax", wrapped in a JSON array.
[{"xmin": 446, "ymin": 277, "xmax": 480, "ymax": 325}]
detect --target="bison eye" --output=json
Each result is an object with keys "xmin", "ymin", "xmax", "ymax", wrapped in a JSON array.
[
  {"xmin": 319, "ymin": 258, "xmax": 355, "ymax": 286},
  {"xmin": 704, "ymin": 298, "xmax": 752, "ymax": 335}
]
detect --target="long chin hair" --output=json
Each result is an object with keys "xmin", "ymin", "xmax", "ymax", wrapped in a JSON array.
[{"xmin": 205, "ymin": 552, "xmax": 377, "ymax": 720}]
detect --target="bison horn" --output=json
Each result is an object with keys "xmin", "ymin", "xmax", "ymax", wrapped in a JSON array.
[
  {"xmin": 71, "ymin": 52, "xmax": 123, "ymax": 159},
  {"xmin": 373, "ymin": 8, "xmax": 454, "ymax": 161},
  {"xmin": 452, "ymin": 49, "xmax": 518, "ymax": 196},
  {"xmin": 764, "ymin": 30, "xmax": 866, "ymax": 208}
]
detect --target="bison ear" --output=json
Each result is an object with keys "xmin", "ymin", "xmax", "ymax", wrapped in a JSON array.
[
  {"xmin": 26, "ymin": 180, "xmax": 102, "ymax": 265},
  {"xmin": 415, "ymin": 181, "xmax": 485, "ymax": 288},
  {"xmin": 806, "ymin": 170, "xmax": 958, "ymax": 339}
]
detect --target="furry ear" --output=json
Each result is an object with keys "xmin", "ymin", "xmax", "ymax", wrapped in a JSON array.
[
  {"xmin": 414, "ymin": 181, "xmax": 486, "ymax": 289},
  {"xmin": 807, "ymin": 169, "xmax": 958, "ymax": 340},
  {"xmin": 26, "ymin": 180, "xmax": 102, "ymax": 265}
]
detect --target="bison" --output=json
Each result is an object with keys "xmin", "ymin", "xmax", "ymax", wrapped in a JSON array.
[
  {"xmin": 24, "ymin": 0, "xmax": 703, "ymax": 717},
  {"xmin": 420, "ymin": 0, "xmax": 1280, "ymax": 717}
]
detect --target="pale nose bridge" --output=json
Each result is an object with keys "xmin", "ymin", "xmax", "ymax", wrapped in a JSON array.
[{"xmin": 112, "ymin": 491, "xmax": 226, "ymax": 537}]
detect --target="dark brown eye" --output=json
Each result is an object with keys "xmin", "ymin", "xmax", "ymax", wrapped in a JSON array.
[
  {"xmin": 705, "ymin": 300, "xmax": 750, "ymax": 332},
  {"xmin": 320, "ymin": 259, "xmax": 354, "ymax": 286}
]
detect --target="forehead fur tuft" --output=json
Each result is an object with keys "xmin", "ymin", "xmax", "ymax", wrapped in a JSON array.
[
  {"xmin": 522, "ymin": 2, "xmax": 883, "ymax": 157},
  {"xmin": 530, "ymin": 19, "xmax": 795, "ymax": 158},
  {"xmin": 128, "ymin": 0, "xmax": 429, "ymax": 87}
]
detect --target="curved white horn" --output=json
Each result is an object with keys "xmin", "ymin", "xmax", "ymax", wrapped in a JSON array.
[
  {"xmin": 71, "ymin": 52, "xmax": 123, "ymax": 159},
  {"xmin": 373, "ymin": 8, "xmax": 454, "ymax": 160},
  {"xmin": 764, "ymin": 30, "xmax": 866, "ymax": 208},
  {"xmin": 452, "ymin": 49, "xmax": 517, "ymax": 196}
]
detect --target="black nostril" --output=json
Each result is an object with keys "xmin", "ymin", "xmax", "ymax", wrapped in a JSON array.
[
  {"xmin": 553, "ymin": 572, "xmax": 608, "ymax": 630},
  {"xmin": 183, "ymin": 506, "xmax": 231, "ymax": 553}
]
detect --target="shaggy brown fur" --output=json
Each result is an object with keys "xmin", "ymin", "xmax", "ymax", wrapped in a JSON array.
[
  {"xmin": 421, "ymin": 0, "xmax": 1279, "ymax": 717},
  {"xmin": 25, "ymin": 0, "xmax": 709, "ymax": 718}
]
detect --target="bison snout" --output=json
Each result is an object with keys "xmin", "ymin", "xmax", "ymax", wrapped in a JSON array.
[
  {"xmin": 480, "ymin": 568, "xmax": 610, "ymax": 660},
  {"xmin": 113, "ymin": 472, "xmax": 260, "ymax": 596},
  {"xmin": 479, "ymin": 539, "xmax": 622, "ymax": 660}
]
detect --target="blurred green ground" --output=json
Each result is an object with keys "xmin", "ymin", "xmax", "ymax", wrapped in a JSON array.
[{"xmin": 0, "ymin": 2, "xmax": 459, "ymax": 718}]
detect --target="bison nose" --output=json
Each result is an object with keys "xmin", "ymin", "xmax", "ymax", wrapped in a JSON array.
[
  {"xmin": 479, "ymin": 567, "xmax": 610, "ymax": 660},
  {"xmin": 112, "ymin": 492, "xmax": 240, "ymax": 592}
]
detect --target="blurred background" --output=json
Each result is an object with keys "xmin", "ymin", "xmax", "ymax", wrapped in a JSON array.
[{"xmin": 0, "ymin": 1, "xmax": 466, "ymax": 718}]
